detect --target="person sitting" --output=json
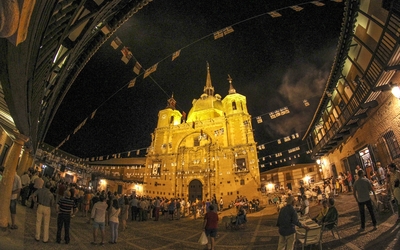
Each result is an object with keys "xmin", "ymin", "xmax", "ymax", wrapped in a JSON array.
[
  {"xmin": 321, "ymin": 197, "xmax": 339, "ymax": 230},
  {"xmin": 312, "ymin": 200, "xmax": 329, "ymax": 224},
  {"xmin": 235, "ymin": 206, "xmax": 247, "ymax": 226}
]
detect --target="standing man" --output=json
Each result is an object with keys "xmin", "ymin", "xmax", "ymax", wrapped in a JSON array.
[
  {"xmin": 388, "ymin": 163, "xmax": 400, "ymax": 196},
  {"xmin": 376, "ymin": 162, "xmax": 386, "ymax": 185},
  {"xmin": 276, "ymin": 195, "xmax": 309, "ymax": 250},
  {"xmin": 10, "ymin": 172, "xmax": 22, "ymax": 229},
  {"xmin": 91, "ymin": 195, "xmax": 108, "ymax": 245},
  {"xmin": 353, "ymin": 170, "xmax": 377, "ymax": 231},
  {"xmin": 31, "ymin": 182, "xmax": 54, "ymax": 243},
  {"xmin": 219, "ymin": 197, "xmax": 224, "ymax": 212},
  {"xmin": 56, "ymin": 190, "xmax": 76, "ymax": 244},
  {"xmin": 20, "ymin": 171, "xmax": 30, "ymax": 206},
  {"xmin": 153, "ymin": 197, "xmax": 161, "ymax": 221},
  {"xmin": 30, "ymin": 172, "xmax": 44, "ymax": 209},
  {"xmin": 129, "ymin": 195, "xmax": 138, "ymax": 221},
  {"xmin": 203, "ymin": 205, "xmax": 219, "ymax": 250}
]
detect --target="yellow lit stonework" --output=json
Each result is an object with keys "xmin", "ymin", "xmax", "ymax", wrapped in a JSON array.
[{"xmin": 144, "ymin": 65, "xmax": 261, "ymax": 203}]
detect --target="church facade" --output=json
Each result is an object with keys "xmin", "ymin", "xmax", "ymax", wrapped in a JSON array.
[{"xmin": 143, "ymin": 65, "xmax": 261, "ymax": 202}]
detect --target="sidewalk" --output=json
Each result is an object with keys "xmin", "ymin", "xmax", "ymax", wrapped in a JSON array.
[{"xmin": 0, "ymin": 193, "xmax": 399, "ymax": 249}]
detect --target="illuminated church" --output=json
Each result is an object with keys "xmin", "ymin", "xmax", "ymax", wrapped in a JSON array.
[{"xmin": 143, "ymin": 65, "xmax": 261, "ymax": 202}]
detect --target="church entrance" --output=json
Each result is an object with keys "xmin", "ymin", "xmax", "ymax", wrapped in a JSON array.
[{"xmin": 188, "ymin": 179, "xmax": 202, "ymax": 202}]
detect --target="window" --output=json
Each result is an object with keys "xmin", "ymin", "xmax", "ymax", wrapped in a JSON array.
[
  {"xmin": 240, "ymin": 179, "xmax": 245, "ymax": 185},
  {"xmin": 235, "ymin": 158, "xmax": 247, "ymax": 172},
  {"xmin": 232, "ymin": 101, "xmax": 237, "ymax": 110},
  {"xmin": 194, "ymin": 137, "xmax": 200, "ymax": 147},
  {"xmin": 383, "ymin": 130, "xmax": 400, "ymax": 160},
  {"xmin": 286, "ymin": 172, "xmax": 292, "ymax": 180}
]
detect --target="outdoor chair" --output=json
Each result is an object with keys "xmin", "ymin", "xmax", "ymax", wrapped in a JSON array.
[
  {"xmin": 296, "ymin": 226, "xmax": 322, "ymax": 250},
  {"xmin": 322, "ymin": 220, "xmax": 340, "ymax": 239}
]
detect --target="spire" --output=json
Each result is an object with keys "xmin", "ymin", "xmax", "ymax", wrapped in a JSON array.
[
  {"xmin": 203, "ymin": 62, "xmax": 214, "ymax": 96},
  {"xmin": 166, "ymin": 93, "xmax": 176, "ymax": 110},
  {"xmin": 227, "ymin": 74, "xmax": 236, "ymax": 94}
]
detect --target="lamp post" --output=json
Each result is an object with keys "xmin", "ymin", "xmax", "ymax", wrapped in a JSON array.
[{"xmin": 392, "ymin": 85, "xmax": 400, "ymax": 99}]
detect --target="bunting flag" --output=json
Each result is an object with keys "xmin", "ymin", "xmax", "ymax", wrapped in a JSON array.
[
  {"xmin": 121, "ymin": 46, "xmax": 133, "ymax": 64},
  {"xmin": 143, "ymin": 63, "xmax": 158, "ymax": 78},
  {"xmin": 213, "ymin": 26, "xmax": 234, "ymax": 40},
  {"xmin": 172, "ymin": 50, "xmax": 181, "ymax": 61},
  {"xmin": 110, "ymin": 37, "xmax": 122, "ymax": 49},
  {"xmin": 268, "ymin": 11, "xmax": 282, "ymax": 18},
  {"xmin": 290, "ymin": 5, "xmax": 303, "ymax": 11},
  {"xmin": 256, "ymin": 116, "xmax": 263, "ymax": 124},
  {"xmin": 223, "ymin": 26, "xmax": 234, "ymax": 35},
  {"xmin": 128, "ymin": 78, "xmax": 136, "ymax": 88},
  {"xmin": 101, "ymin": 25, "xmax": 111, "ymax": 35},
  {"xmin": 136, "ymin": 149, "xmax": 140, "ymax": 155},
  {"xmin": 127, "ymin": 151, "xmax": 131, "ymax": 157},
  {"xmin": 312, "ymin": 1, "xmax": 325, "ymax": 6},
  {"xmin": 133, "ymin": 61, "xmax": 142, "ymax": 75},
  {"xmin": 213, "ymin": 30, "xmax": 224, "ymax": 40},
  {"xmin": 303, "ymin": 99, "xmax": 310, "ymax": 106},
  {"xmin": 91, "ymin": 109, "xmax": 97, "ymax": 119}
]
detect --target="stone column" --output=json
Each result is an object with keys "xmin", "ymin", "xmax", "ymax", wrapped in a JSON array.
[
  {"xmin": 0, "ymin": 135, "xmax": 28, "ymax": 230},
  {"xmin": 17, "ymin": 147, "xmax": 31, "ymax": 176}
]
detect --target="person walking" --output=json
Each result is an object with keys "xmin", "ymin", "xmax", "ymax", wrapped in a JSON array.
[
  {"xmin": 10, "ymin": 171, "xmax": 22, "ymax": 230},
  {"xmin": 109, "ymin": 199, "xmax": 120, "ymax": 244},
  {"xmin": 56, "ymin": 190, "xmax": 76, "ymax": 244},
  {"xmin": 203, "ymin": 205, "xmax": 219, "ymax": 250},
  {"xmin": 353, "ymin": 169, "xmax": 377, "ymax": 231},
  {"xmin": 31, "ymin": 182, "xmax": 54, "ymax": 243},
  {"xmin": 276, "ymin": 195, "xmax": 309, "ymax": 250},
  {"xmin": 91, "ymin": 195, "xmax": 108, "ymax": 245}
]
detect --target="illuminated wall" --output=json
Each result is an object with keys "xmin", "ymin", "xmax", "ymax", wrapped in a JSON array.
[{"xmin": 143, "ymin": 68, "xmax": 261, "ymax": 202}]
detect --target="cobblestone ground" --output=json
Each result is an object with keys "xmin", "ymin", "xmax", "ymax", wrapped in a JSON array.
[{"xmin": 2, "ymin": 193, "xmax": 400, "ymax": 250}]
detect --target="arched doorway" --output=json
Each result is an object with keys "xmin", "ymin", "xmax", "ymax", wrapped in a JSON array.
[{"xmin": 188, "ymin": 179, "xmax": 202, "ymax": 202}]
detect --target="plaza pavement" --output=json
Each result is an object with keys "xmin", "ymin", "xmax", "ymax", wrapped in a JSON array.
[{"xmin": 1, "ymin": 193, "xmax": 400, "ymax": 250}]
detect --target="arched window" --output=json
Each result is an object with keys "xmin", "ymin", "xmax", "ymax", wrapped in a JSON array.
[{"xmin": 232, "ymin": 101, "xmax": 237, "ymax": 110}]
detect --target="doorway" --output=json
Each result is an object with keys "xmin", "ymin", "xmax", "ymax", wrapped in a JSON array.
[{"xmin": 188, "ymin": 179, "xmax": 202, "ymax": 202}]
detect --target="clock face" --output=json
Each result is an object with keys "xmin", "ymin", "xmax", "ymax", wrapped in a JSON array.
[{"xmin": 162, "ymin": 114, "xmax": 166, "ymax": 119}]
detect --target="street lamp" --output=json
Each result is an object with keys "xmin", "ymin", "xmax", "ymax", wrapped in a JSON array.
[{"xmin": 391, "ymin": 85, "xmax": 400, "ymax": 99}]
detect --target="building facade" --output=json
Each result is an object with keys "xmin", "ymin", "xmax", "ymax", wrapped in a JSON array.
[
  {"xmin": 260, "ymin": 163, "xmax": 324, "ymax": 193},
  {"xmin": 143, "ymin": 66, "xmax": 261, "ymax": 202},
  {"xmin": 304, "ymin": 0, "xmax": 400, "ymax": 178}
]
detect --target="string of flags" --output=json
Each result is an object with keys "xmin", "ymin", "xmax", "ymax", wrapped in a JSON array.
[
  {"xmin": 257, "ymin": 132, "xmax": 301, "ymax": 150},
  {"xmin": 254, "ymin": 99, "xmax": 311, "ymax": 124},
  {"xmin": 52, "ymin": 0, "xmax": 337, "ymax": 156}
]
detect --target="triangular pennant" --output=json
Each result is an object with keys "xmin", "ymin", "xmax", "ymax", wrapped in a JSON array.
[
  {"xmin": 91, "ymin": 109, "xmax": 97, "ymax": 119},
  {"xmin": 143, "ymin": 63, "xmax": 158, "ymax": 78},
  {"xmin": 128, "ymin": 78, "xmax": 136, "ymax": 88},
  {"xmin": 172, "ymin": 50, "xmax": 181, "ymax": 61}
]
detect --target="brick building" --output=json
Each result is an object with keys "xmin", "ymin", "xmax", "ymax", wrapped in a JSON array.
[{"xmin": 304, "ymin": 0, "xmax": 400, "ymax": 178}]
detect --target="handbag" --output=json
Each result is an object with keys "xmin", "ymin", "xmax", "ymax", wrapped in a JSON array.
[{"xmin": 198, "ymin": 231, "xmax": 208, "ymax": 245}]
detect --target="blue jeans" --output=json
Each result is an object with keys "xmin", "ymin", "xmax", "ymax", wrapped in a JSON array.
[
  {"xmin": 358, "ymin": 199, "xmax": 377, "ymax": 229},
  {"xmin": 109, "ymin": 221, "xmax": 119, "ymax": 243}
]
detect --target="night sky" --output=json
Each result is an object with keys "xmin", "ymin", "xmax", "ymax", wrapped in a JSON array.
[{"xmin": 45, "ymin": 0, "xmax": 345, "ymax": 170}]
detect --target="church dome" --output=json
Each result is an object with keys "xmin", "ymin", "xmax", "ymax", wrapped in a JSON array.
[{"xmin": 186, "ymin": 64, "xmax": 224, "ymax": 122}]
